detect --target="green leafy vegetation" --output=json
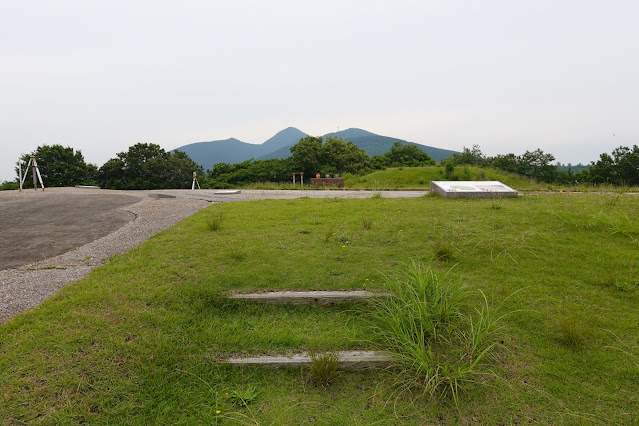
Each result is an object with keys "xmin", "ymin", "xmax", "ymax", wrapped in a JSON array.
[
  {"xmin": 17, "ymin": 144, "xmax": 98, "ymax": 187},
  {"xmin": 0, "ymin": 180, "xmax": 19, "ymax": 191},
  {"xmin": 5, "ymin": 137, "xmax": 637, "ymax": 191},
  {"xmin": 308, "ymin": 349, "xmax": 340, "ymax": 388},
  {"xmin": 204, "ymin": 209, "xmax": 224, "ymax": 232},
  {"xmin": 97, "ymin": 143, "xmax": 203, "ymax": 190},
  {"xmin": 344, "ymin": 165, "xmax": 534, "ymax": 189},
  {"xmin": 291, "ymin": 136, "xmax": 370, "ymax": 176},
  {"xmin": 369, "ymin": 262, "xmax": 502, "ymax": 404},
  {"xmin": 449, "ymin": 143, "xmax": 639, "ymax": 186},
  {"xmin": 1, "ymin": 194, "xmax": 638, "ymax": 423}
]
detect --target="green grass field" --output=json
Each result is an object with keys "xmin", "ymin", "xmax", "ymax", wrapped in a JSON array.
[
  {"xmin": 1, "ymin": 193, "xmax": 638, "ymax": 424},
  {"xmin": 343, "ymin": 165, "xmax": 537, "ymax": 190}
]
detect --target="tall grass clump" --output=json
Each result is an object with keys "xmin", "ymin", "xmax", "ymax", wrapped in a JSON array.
[
  {"xmin": 591, "ymin": 210, "xmax": 638, "ymax": 243},
  {"xmin": 205, "ymin": 209, "xmax": 224, "ymax": 231},
  {"xmin": 555, "ymin": 303, "xmax": 587, "ymax": 348},
  {"xmin": 369, "ymin": 261, "xmax": 502, "ymax": 403},
  {"xmin": 433, "ymin": 238, "xmax": 455, "ymax": 262},
  {"xmin": 308, "ymin": 349, "xmax": 340, "ymax": 388}
]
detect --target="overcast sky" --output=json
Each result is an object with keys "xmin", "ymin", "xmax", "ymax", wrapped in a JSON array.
[{"xmin": 1, "ymin": 0, "xmax": 637, "ymax": 181}]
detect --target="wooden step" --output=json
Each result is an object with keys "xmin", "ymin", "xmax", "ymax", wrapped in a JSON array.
[
  {"xmin": 227, "ymin": 290, "xmax": 377, "ymax": 306},
  {"xmin": 223, "ymin": 351, "xmax": 394, "ymax": 370}
]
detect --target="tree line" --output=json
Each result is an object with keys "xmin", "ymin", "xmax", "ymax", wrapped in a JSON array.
[
  {"xmin": 2, "ymin": 138, "xmax": 637, "ymax": 190},
  {"xmin": 447, "ymin": 144, "xmax": 639, "ymax": 185}
]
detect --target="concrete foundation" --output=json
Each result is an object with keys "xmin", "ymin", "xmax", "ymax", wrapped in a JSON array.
[{"xmin": 430, "ymin": 181, "xmax": 518, "ymax": 198}]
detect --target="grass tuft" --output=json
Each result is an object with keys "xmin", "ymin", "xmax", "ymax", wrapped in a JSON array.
[
  {"xmin": 324, "ymin": 224, "xmax": 337, "ymax": 243},
  {"xmin": 433, "ymin": 238, "xmax": 455, "ymax": 262},
  {"xmin": 308, "ymin": 349, "xmax": 340, "ymax": 388},
  {"xmin": 555, "ymin": 304, "xmax": 587, "ymax": 348},
  {"xmin": 228, "ymin": 241, "xmax": 246, "ymax": 261},
  {"xmin": 205, "ymin": 209, "xmax": 224, "ymax": 231},
  {"xmin": 369, "ymin": 261, "xmax": 502, "ymax": 404},
  {"xmin": 591, "ymin": 210, "xmax": 637, "ymax": 243}
]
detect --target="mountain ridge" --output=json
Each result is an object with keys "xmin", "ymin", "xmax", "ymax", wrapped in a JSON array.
[{"xmin": 173, "ymin": 127, "xmax": 457, "ymax": 170}]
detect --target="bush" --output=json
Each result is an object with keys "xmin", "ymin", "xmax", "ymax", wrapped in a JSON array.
[{"xmin": 0, "ymin": 180, "xmax": 19, "ymax": 191}]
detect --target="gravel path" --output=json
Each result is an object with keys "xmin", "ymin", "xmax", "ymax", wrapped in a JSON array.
[{"xmin": 0, "ymin": 188, "xmax": 208, "ymax": 324}]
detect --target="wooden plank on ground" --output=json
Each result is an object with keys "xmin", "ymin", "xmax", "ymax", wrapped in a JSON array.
[
  {"xmin": 223, "ymin": 351, "xmax": 394, "ymax": 370},
  {"xmin": 227, "ymin": 290, "xmax": 378, "ymax": 306}
]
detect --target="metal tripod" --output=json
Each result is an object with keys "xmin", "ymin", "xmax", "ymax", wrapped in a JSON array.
[
  {"xmin": 19, "ymin": 154, "xmax": 45, "ymax": 191},
  {"xmin": 191, "ymin": 171, "xmax": 201, "ymax": 190}
]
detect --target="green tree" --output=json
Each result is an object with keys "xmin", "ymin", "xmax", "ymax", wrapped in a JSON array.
[
  {"xmin": 17, "ymin": 144, "xmax": 96, "ymax": 187},
  {"xmin": 290, "ymin": 136, "xmax": 369, "ymax": 176},
  {"xmin": 97, "ymin": 143, "xmax": 203, "ymax": 189},
  {"xmin": 370, "ymin": 155, "xmax": 391, "ymax": 170},
  {"xmin": 290, "ymin": 136, "xmax": 324, "ymax": 176},
  {"xmin": 586, "ymin": 145, "xmax": 639, "ymax": 185},
  {"xmin": 204, "ymin": 158, "xmax": 293, "ymax": 188},
  {"xmin": 517, "ymin": 149, "xmax": 558, "ymax": 183},
  {"xmin": 320, "ymin": 137, "xmax": 370, "ymax": 174},
  {"xmin": 487, "ymin": 149, "xmax": 558, "ymax": 183},
  {"xmin": 448, "ymin": 144, "xmax": 486, "ymax": 166},
  {"xmin": 490, "ymin": 153, "xmax": 519, "ymax": 174},
  {"xmin": 383, "ymin": 141, "xmax": 435, "ymax": 167}
]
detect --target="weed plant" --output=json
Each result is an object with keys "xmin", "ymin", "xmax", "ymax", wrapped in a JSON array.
[
  {"xmin": 205, "ymin": 210, "xmax": 224, "ymax": 231},
  {"xmin": 369, "ymin": 261, "xmax": 502, "ymax": 403},
  {"xmin": 229, "ymin": 385, "xmax": 260, "ymax": 407},
  {"xmin": 591, "ymin": 210, "xmax": 637, "ymax": 243},
  {"xmin": 308, "ymin": 349, "xmax": 340, "ymax": 388},
  {"xmin": 324, "ymin": 224, "xmax": 337, "ymax": 243},
  {"xmin": 556, "ymin": 306, "xmax": 587, "ymax": 348},
  {"xmin": 228, "ymin": 241, "xmax": 246, "ymax": 261},
  {"xmin": 433, "ymin": 238, "xmax": 455, "ymax": 262}
]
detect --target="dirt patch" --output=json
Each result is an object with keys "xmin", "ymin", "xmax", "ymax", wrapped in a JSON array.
[{"xmin": 0, "ymin": 193, "xmax": 139, "ymax": 270}]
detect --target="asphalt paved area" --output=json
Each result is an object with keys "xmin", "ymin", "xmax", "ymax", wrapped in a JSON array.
[{"xmin": 0, "ymin": 192, "xmax": 139, "ymax": 270}]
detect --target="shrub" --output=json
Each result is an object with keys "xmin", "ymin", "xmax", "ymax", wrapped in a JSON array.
[{"xmin": 0, "ymin": 180, "xmax": 19, "ymax": 191}]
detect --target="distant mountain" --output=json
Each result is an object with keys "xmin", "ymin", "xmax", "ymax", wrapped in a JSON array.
[
  {"xmin": 254, "ymin": 127, "xmax": 308, "ymax": 157},
  {"xmin": 172, "ymin": 138, "xmax": 259, "ymax": 171},
  {"xmin": 173, "ymin": 127, "xmax": 457, "ymax": 170},
  {"xmin": 173, "ymin": 128, "xmax": 307, "ymax": 171},
  {"xmin": 323, "ymin": 128, "xmax": 455, "ymax": 162},
  {"xmin": 257, "ymin": 128, "xmax": 457, "ymax": 163}
]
